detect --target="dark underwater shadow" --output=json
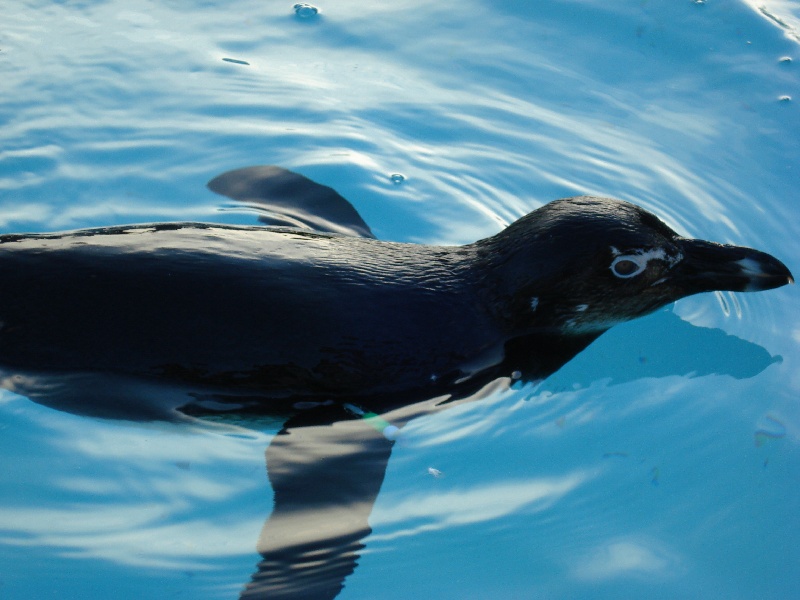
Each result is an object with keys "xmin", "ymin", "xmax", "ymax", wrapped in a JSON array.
[
  {"xmin": 231, "ymin": 312, "xmax": 779, "ymax": 599},
  {"xmin": 536, "ymin": 309, "xmax": 781, "ymax": 395}
]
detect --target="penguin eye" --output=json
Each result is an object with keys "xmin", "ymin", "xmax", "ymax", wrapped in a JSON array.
[{"xmin": 610, "ymin": 255, "xmax": 647, "ymax": 278}]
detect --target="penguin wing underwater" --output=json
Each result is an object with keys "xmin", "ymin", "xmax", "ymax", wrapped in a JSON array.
[{"xmin": 0, "ymin": 166, "xmax": 792, "ymax": 600}]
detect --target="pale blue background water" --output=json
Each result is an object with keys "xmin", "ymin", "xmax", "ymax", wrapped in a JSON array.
[{"xmin": 1, "ymin": 1, "xmax": 798, "ymax": 598}]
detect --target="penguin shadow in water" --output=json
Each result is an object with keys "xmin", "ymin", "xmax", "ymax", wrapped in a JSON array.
[
  {"xmin": 239, "ymin": 316, "xmax": 783, "ymax": 600},
  {"xmin": 0, "ymin": 166, "xmax": 792, "ymax": 599}
]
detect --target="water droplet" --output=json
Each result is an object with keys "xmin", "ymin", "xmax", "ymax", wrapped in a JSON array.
[
  {"xmin": 778, "ymin": 95, "xmax": 792, "ymax": 102},
  {"xmin": 389, "ymin": 173, "xmax": 405, "ymax": 185},
  {"xmin": 382, "ymin": 425, "xmax": 401, "ymax": 441},
  {"xmin": 650, "ymin": 466, "xmax": 660, "ymax": 486},
  {"xmin": 293, "ymin": 3, "xmax": 318, "ymax": 18},
  {"xmin": 510, "ymin": 370, "xmax": 522, "ymax": 380}
]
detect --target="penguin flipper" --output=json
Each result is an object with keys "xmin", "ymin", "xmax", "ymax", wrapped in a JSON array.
[
  {"xmin": 241, "ymin": 404, "xmax": 393, "ymax": 600},
  {"xmin": 240, "ymin": 381, "xmax": 513, "ymax": 599},
  {"xmin": 207, "ymin": 166, "xmax": 376, "ymax": 239}
]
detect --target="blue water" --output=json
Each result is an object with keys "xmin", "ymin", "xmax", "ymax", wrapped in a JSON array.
[{"xmin": 1, "ymin": 1, "xmax": 798, "ymax": 598}]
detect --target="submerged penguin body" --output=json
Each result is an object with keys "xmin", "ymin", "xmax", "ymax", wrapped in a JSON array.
[{"xmin": 0, "ymin": 224, "xmax": 499, "ymax": 411}]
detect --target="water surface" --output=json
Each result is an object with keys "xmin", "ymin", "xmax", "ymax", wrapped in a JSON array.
[{"xmin": 1, "ymin": 1, "xmax": 798, "ymax": 598}]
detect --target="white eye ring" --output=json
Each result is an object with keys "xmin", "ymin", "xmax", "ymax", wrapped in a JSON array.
[{"xmin": 611, "ymin": 255, "xmax": 648, "ymax": 278}]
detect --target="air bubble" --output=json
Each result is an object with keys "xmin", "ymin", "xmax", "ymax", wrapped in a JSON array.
[
  {"xmin": 778, "ymin": 56, "xmax": 792, "ymax": 64},
  {"xmin": 389, "ymin": 173, "xmax": 406, "ymax": 185},
  {"xmin": 293, "ymin": 3, "xmax": 319, "ymax": 18},
  {"xmin": 778, "ymin": 95, "xmax": 792, "ymax": 102},
  {"xmin": 650, "ymin": 466, "xmax": 660, "ymax": 486}
]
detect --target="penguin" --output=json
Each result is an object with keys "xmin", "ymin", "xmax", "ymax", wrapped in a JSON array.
[{"xmin": 0, "ymin": 166, "xmax": 792, "ymax": 599}]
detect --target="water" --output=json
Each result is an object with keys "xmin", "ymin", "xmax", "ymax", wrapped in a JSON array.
[{"xmin": 1, "ymin": 0, "xmax": 798, "ymax": 598}]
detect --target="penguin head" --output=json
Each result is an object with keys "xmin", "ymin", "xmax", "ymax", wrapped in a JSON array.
[{"xmin": 481, "ymin": 196, "xmax": 793, "ymax": 335}]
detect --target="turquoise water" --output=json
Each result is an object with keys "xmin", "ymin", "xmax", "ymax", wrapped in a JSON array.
[{"xmin": 1, "ymin": 1, "xmax": 798, "ymax": 598}]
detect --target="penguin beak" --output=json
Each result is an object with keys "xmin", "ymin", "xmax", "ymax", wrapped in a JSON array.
[{"xmin": 674, "ymin": 239, "xmax": 794, "ymax": 293}]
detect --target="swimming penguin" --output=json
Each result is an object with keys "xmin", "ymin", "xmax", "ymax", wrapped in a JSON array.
[{"xmin": 0, "ymin": 166, "xmax": 792, "ymax": 599}]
